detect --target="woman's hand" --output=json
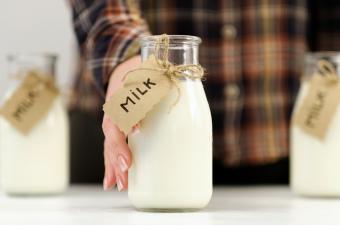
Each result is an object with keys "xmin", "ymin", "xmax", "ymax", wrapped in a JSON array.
[{"xmin": 102, "ymin": 56, "xmax": 141, "ymax": 191}]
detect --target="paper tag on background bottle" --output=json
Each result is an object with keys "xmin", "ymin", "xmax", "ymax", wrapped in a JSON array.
[
  {"xmin": 103, "ymin": 55, "xmax": 172, "ymax": 135},
  {"xmin": 294, "ymin": 75, "xmax": 340, "ymax": 140},
  {"xmin": 0, "ymin": 71, "xmax": 59, "ymax": 135}
]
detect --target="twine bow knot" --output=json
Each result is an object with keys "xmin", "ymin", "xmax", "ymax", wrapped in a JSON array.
[
  {"xmin": 122, "ymin": 34, "xmax": 204, "ymax": 109},
  {"xmin": 153, "ymin": 34, "xmax": 205, "ymax": 106}
]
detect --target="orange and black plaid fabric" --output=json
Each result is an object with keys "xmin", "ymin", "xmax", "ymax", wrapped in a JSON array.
[{"xmin": 69, "ymin": 0, "xmax": 340, "ymax": 167}]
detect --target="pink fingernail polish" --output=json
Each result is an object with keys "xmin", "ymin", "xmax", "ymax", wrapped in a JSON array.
[
  {"xmin": 132, "ymin": 125, "xmax": 140, "ymax": 135},
  {"xmin": 117, "ymin": 178, "xmax": 124, "ymax": 192},
  {"xmin": 118, "ymin": 155, "xmax": 129, "ymax": 172},
  {"xmin": 103, "ymin": 177, "xmax": 109, "ymax": 191}
]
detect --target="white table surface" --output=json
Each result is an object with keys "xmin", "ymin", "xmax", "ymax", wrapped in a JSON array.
[{"xmin": 0, "ymin": 185, "xmax": 340, "ymax": 225}]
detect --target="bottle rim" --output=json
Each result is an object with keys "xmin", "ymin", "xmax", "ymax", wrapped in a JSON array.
[
  {"xmin": 305, "ymin": 51, "xmax": 340, "ymax": 63},
  {"xmin": 7, "ymin": 52, "xmax": 58, "ymax": 62},
  {"xmin": 139, "ymin": 35, "xmax": 202, "ymax": 46}
]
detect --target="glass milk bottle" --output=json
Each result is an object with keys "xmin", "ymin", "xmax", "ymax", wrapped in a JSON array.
[
  {"xmin": 291, "ymin": 52, "xmax": 340, "ymax": 197},
  {"xmin": 0, "ymin": 53, "xmax": 69, "ymax": 195},
  {"xmin": 128, "ymin": 35, "xmax": 213, "ymax": 211}
]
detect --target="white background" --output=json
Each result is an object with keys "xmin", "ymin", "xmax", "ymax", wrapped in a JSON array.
[
  {"xmin": 0, "ymin": 0, "xmax": 78, "ymax": 185},
  {"xmin": 0, "ymin": 0, "xmax": 78, "ymax": 101}
]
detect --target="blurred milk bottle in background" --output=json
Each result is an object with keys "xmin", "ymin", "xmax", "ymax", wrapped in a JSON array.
[
  {"xmin": 0, "ymin": 53, "xmax": 69, "ymax": 195},
  {"xmin": 291, "ymin": 52, "xmax": 340, "ymax": 197}
]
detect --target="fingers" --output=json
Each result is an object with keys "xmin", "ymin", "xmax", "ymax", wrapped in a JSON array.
[
  {"xmin": 116, "ymin": 169, "xmax": 128, "ymax": 192},
  {"xmin": 102, "ymin": 115, "xmax": 132, "ymax": 192},
  {"xmin": 102, "ymin": 56, "xmax": 141, "ymax": 192},
  {"xmin": 110, "ymin": 133, "xmax": 132, "ymax": 192},
  {"xmin": 103, "ymin": 139, "xmax": 116, "ymax": 190}
]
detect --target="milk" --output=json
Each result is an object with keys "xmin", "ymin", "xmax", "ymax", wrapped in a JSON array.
[
  {"xmin": 291, "ymin": 81, "xmax": 340, "ymax": 196},
  {"xmin": 128, "ymin": 78, "xmax": 212, "ymax": 210},
  {"xmin": 0, "ymin": 97, "xmax": 69, "ymax": 195}
]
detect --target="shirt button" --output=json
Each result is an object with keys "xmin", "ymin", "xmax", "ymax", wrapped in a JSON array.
[
  {"xmin": 222, "ymin": 25, "xmax": 237, "ymax": 40},
  {"xmin": 224, "ymin": 84, "xmax": 240, "ymax": 99}
]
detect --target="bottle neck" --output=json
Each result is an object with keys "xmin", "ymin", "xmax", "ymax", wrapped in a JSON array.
[
  {"xmin": 304, "ymin": 52, "xmax": 340, "ymax": 77},
  {"xmin": 141, "ymin": 44, "xmax": 199, "ymax": 65},
  {"xmin": 140, "ymin": 35, "xmax": 201, "ymax": 65},
  {"xmin": 7, "ymin": 53, "xmax": 57, "ymax": 81}
]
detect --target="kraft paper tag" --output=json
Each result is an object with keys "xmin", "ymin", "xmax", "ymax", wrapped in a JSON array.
[
  {"xmin": 294, "ymin": 75, "xmax": 340, "ymax": 140},
  {"xmin": 103, "ymin": 55, "xmax": 172, "ymax": 135},
  {"xmin": 0, "ymin": 71, "xmax": 59, "ymax": 134}
]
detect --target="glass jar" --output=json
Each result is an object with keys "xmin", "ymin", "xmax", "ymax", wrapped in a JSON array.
[
  {"xmin": 128, "ymin": 35, "xmax": 213, "ymax": 211},
  {"xmin": 0, "ymin": 53, "xmax": 69, "ymax": 195},
  {"xmin": 290, "ymin": 52, "xmax": 340, "ymax": 197}
]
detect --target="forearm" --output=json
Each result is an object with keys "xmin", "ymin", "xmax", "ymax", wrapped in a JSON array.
[{"xmin": 69, "ymin": 0, "xmax": 150, "ymax": 96}]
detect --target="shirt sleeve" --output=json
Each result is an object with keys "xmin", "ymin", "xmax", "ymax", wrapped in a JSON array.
[{"xmin": 69, "ymin": 0, "xmax": 150, "ymax": 96}]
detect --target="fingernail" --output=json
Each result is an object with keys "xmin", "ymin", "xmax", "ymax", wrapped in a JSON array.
[
  {"xmin": 103, "ymin": 177, "xmax": 109, "ymax": 191},
  {"xmin": 132, "ymin": 124, "xmax": 140, "ymax": 135},
  {"xmin": 118, "ymin": 155, "xmax": 129, "ymax": 172},
  {"xmin": 117, "ymin": 177, "xmax": 123, "ymax": 192}
]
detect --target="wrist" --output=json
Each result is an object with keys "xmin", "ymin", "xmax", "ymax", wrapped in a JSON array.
[{"xmin": 106, "ymin": 55, "xmax": 141, "ymax": 100}]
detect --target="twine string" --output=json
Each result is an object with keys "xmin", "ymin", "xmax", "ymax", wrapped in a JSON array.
[
  {"xmin": 153, "ymin": 34, "xmax": 204, "ymax": 107},
  {"xmin": 123, "ymin": 34, "xmax": 204, "ymax": 110}
]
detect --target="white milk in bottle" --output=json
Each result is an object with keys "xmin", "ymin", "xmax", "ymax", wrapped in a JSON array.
[
  {"xmin": 291, "ymin": 52, "xmax": 340, "ymax": 197},
  {"xmin": 0, "ymin": 54, "xmax": 69, "ymax": 195},
  {"xmin": 128, "ymin": 35, "xmax": 212, "ymax": 211}
]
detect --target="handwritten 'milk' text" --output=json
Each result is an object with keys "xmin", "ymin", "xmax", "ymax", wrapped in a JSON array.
[{"xmin": 120, "ymin": 78, "xmax": 156, "ymax": 112}]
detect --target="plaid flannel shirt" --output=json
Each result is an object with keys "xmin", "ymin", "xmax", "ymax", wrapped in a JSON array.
[{"xmin": 69, "ymin": 0, "xmax": 340, "ymax": 167}]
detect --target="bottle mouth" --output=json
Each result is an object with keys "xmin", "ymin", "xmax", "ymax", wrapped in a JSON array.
[
  {"xmin": 7, "ymin": 53, "xmax": 57, "ymax": 62},
  {"xmin": 305, "ymin": 51, "xmax": 340, "ymax": 64},
  {"xmin": 140, "ymin": 35, "xmax": 202, "ymax": 46}
]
